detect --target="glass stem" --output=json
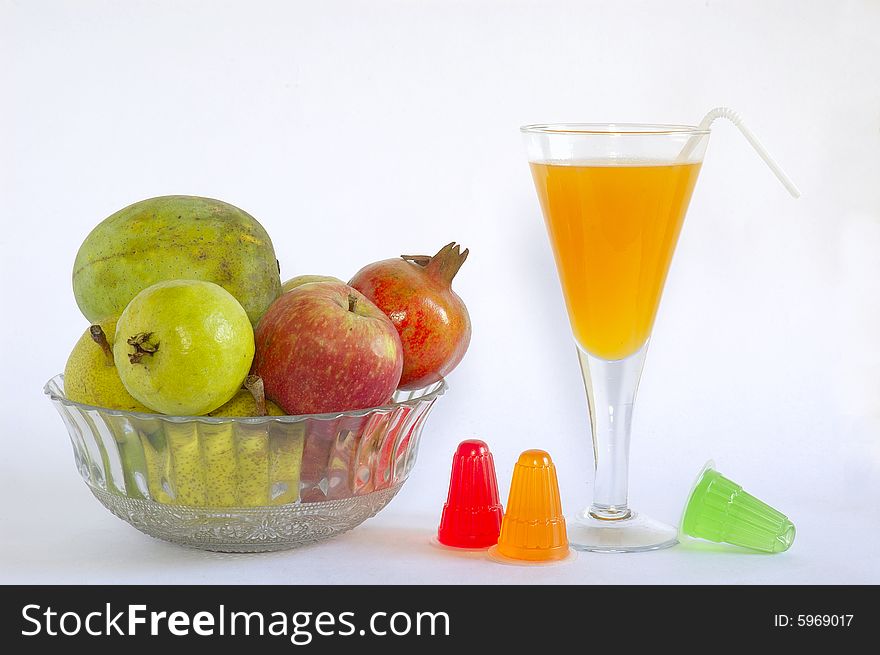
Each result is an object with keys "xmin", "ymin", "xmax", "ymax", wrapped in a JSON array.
[{"xmin": 577, "ymin": 340, "xmax": 649, "ymax": 521}]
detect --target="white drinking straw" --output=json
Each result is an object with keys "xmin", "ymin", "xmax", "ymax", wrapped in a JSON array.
[{"xmin": 680, "ymin": 107, "xmax": 800, "ymax": 198}]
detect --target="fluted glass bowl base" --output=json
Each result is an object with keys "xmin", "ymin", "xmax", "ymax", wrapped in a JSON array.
[
  {"xmin": 91, "ymin": 483, "xmax": 403, "ymax": 552},
  {"xmin": 568, "ymin": 511, "xmax": 678, "ymax": 553}
]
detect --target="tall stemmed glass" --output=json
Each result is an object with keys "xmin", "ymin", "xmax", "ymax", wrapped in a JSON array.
[{"xmin": 523, "ymin": 124, "xmax": 710, "ymax": 552}]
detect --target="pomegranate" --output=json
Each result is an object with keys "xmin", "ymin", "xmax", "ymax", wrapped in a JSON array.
[{"xmin": 350, "ymin": 242, "xmax": 471, "ymax": 390}]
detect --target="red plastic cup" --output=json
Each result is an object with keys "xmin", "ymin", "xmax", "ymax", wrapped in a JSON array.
[{"xmin": 437, "ymin": 439, "xmax": 503, "ymax": 549}]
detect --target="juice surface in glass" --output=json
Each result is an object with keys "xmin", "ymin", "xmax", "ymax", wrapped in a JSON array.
[{"xmin": 530, "ymin": 160, "xmax": 701, "ymax": 360}]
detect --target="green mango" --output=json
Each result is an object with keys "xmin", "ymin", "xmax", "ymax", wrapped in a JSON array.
[{"xmin": 72, "ymin": 195, "xmax": 281, "ymax": 326}]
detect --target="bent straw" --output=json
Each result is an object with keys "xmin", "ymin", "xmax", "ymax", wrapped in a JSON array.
[{"xmin": 679, "ymin": 107, "xmax": 800, "ymax": 198}]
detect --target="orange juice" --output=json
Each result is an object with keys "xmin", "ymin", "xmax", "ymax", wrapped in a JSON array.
[{"xmin": 530, "ymin": 160, "xmax": 701, "ymax": 360}]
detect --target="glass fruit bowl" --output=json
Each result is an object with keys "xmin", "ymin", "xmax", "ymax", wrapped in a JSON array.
[{"xmin": 44, "ymin": 375, "xmax": 446, "ymax": 552}]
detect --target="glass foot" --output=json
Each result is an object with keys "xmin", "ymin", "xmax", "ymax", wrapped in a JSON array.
[{"xmin": 568, "ymin": 510, "xmax": 678, "ymax": 553}]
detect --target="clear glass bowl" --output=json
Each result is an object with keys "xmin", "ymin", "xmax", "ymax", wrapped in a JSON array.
[{"xmin": 44, "ymin": 375, "xmax": 446, "ymax": 552}]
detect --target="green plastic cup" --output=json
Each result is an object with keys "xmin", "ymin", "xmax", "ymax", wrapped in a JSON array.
[{"xmin": 681, "ymin": 461, "xmax": 795, "ymax": 553}]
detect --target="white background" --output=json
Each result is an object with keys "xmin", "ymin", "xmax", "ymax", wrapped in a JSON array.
[{"xmin": 2, "ymin": 0, "xmax": 878, "ymax": 584}]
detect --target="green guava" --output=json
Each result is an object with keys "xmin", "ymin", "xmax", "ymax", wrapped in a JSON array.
[{"xmin": 113, "ymin": 279, "xmax": 254, "ymax": 416}]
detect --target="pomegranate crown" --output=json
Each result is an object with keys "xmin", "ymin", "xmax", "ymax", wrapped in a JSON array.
[{"xmin": 400, "ymin": 242, "xmax": 469, "ymax": 284}]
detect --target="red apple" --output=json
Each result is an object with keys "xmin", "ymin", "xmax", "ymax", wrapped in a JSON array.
[
  {"xmin": 252, "ymin": 281, "xmax": 403, "ymax": 414},
  {"xmin": 350, "ymin": 242, "xmax": 471, "ymax": 390}
]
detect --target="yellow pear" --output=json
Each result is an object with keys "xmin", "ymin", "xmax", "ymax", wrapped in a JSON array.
[
  {"xmin": 199, "ymin": 382, "xmax": 284, "ymax": 506},
  {"xmin": 208, "ymin": 390, "xmax": 285, "ymax": 417},
  {"xmin": 201, "ymin": 376, "xmax": 301, "ymax": 507},
  {"xmin": 63, "ymin": 318, "xmax": 150, "ymax": 412},
  {"xmin": 281, "ymin": 274, "xmax": 343, "ymax": 294}
]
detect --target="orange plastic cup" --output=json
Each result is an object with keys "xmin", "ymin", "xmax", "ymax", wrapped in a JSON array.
[{"xmin": 493, "ymin": 449, "xmax": 571, "ymax": 562}]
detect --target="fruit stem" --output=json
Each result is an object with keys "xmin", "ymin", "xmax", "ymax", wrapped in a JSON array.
[
  {"xmin": 244, "ymin": 375, "xmax": 268, "ymax": 417},
  {"xmin": 89, "ymin": 325, "xmax": 115, "ymax": 366},
  {"xmin": 348, "ymin": 294, "xmax": 358, "ymax": 313},
  {"xmin": 425, "ymin": 242, "xmax": 469, "ymax": 284}
]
